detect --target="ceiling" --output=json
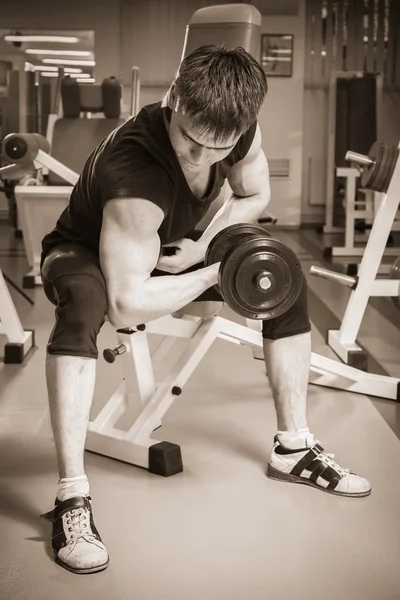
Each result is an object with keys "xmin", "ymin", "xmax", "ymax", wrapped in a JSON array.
[{"xmin": 0, "ymin": 29, "xmax": 95, "ymax": 68}]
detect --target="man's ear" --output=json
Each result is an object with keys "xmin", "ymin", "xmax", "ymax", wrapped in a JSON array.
[
  {"xmin": 167, "ymin": 84, "xmax": 178, "ymax": 110},
  {"xmin": 167, "ymin": 83, "xmax": 185, "ymax": 114}
]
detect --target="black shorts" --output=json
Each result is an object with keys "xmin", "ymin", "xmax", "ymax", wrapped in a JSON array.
[{"xmin": 41, "ymin": 237, "xmax": 311, "ymax": 359}]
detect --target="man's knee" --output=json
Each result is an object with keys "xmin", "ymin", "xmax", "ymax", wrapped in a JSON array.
[
  {"xmin": 48, "ymin": 275, "xmax": 108, "ymax": 358},
  {"xmin": 262, "ymin": 272, "xmax": 311, "ymax": 340},
  {"xmin": 57, "ymin": 276, "xmax": 108, "ymax": 322}
]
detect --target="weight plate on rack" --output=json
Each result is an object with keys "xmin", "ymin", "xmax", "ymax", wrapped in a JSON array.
[{"xmin": 361, "ymin": 142, "xmax": 397, "ymax": 193}]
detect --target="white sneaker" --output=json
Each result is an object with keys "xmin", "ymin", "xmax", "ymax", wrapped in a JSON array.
[
  {"xmin": 267, "ymin": 438, "xmax": 371, "ymax": 497},
  {"xmin": 41, "ymin": 495, "xmax": 109, "ymax": 574}
]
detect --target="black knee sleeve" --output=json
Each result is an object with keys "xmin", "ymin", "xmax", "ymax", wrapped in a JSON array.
[
  {"xmin": 262, "ymin": 271, "xmax": 311, "ymax": 340},
  {"xmin": 46, "ymin": 275, "xmax": 108, "ymax": 359}
]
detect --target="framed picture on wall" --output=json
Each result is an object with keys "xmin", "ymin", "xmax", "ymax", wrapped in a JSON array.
[{"xmin": 261, "ymin": 34, "xmax": 294, "ymax": 77}]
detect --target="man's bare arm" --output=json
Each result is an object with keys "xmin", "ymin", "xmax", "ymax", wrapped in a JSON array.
[
  {"xmin": 100, "ymin": 198, "xmax": 219, "ymax": 328},
  {"xmin": 197, "ymin": 124, "xmax": 271, "ymax": 253}
]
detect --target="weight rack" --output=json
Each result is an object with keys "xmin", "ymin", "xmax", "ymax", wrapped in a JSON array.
[{"xmin": 311, "ymin": 141, "xmax": 400, "ymax": 369}]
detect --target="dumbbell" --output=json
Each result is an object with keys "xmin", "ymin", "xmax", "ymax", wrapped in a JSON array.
[
  {"xmin": 346, "ymin": 141, "xmax": 399, "ymax": 193},
  {"xmin": 204, "ymin": 223, "xmax": 303, "ymax": 320}
]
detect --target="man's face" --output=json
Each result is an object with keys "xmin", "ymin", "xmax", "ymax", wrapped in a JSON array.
[{"xmin": 168, "ymin": 107, "xmax": 239, "ymax": 171}]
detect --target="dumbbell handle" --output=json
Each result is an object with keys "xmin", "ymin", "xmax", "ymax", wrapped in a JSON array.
[
  {"xmin": 103, "ymin": 343, "xmax": 127, "ymax": 363},
  {"xmin": 345, "ymin": 150, "xmax": 374, "ymax": 167},
  {"xmin": 310, "ymin": 266, "xmax": 357, "ymax": 288}
]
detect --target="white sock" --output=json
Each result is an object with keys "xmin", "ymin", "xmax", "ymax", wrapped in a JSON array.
[
  {"xmin": 276, "ymin": 427, "xmax": 316, "ymax": 450},
  {"xmin": 57, "ymin": 474, "xmax": 90, "ymax": 502}
]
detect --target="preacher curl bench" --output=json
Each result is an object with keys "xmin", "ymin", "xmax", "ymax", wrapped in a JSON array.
[{"xmin": 1, "ymin": 133, "xmax": 399, "ymax": 477}]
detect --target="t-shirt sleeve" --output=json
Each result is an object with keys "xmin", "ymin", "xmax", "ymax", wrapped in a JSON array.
[{"xmin": 98, "ymin": 139, "xmax": 173, "ymax": 216}]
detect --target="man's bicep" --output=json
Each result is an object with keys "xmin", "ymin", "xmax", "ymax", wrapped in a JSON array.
[
  {"xmin": 100, "ymin": 198, "xmax": 164, "ymax": 312},
  {"xmin": 227, "ymin": 124, "xmax": 271, "ymax": 199}
]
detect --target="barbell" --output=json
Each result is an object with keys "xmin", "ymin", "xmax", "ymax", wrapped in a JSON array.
[
  {"xmin": 346, "ymin": 141, "xmax": 399, "ymax": 193},
  {"xmin": 103, "ymin": 224, "xmax": 304, "ymax": 362}
]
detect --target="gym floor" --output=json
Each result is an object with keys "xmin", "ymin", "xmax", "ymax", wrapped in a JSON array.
[{"xmin": 0, "ymin": 220, "xmax": 399, "ymax": 600}]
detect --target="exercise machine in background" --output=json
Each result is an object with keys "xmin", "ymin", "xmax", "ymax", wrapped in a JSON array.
[
  {"xmin": 323, "ymin": 70, "xmax": 382, "ymax": 237},
  {"xmin": 0, "ymin": 75, "xmax": 127, "ymax": 288}
]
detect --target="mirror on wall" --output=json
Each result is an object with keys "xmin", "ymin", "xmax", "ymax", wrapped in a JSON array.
[{"xmin": 0, "ymin": 29, "xmax": 95, "ymax": 137}]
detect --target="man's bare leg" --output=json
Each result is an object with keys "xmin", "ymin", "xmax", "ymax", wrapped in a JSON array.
[
  {"xmin": 262, "ymin": 331, "xmax": 371, "ymax": 496},
  {"xmin": 46, "ymin": 354, "xmax": 95, "ymax": 481},
  {"xmin": 44, "ymin": 354, "xmax": 109, "ymax": 573},
  {"xmin": 262, "ymin": 332, "xmax": 310, "ymax": 437}
]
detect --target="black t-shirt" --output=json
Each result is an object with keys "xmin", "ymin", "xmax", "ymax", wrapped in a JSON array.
[{"xmin": 41, "ymin": 101, "xmax": 257, "ymax": 264}]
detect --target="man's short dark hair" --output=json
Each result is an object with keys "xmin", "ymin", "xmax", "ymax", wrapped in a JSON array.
[{"xmin": 173, "ymin": 45, "xmax": 268, "ymax": 142}]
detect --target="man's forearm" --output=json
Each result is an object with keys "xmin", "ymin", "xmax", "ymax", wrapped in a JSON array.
[
  {"xmin": 196, "ymin": 193, "xmax": 270, "ymax": 256},
  {"xmin": 110, "ymin": 264, "xmax": 219, "ymax": 328}
]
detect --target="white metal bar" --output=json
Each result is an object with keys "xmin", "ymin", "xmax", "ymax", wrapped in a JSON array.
[
  {"xmin": 34, "ymin": 149, "xmax": 79, "ymax": 185},
  {"xmin": 127, "ymin": 317, "xmax": 222, "ymax": 443},
  {"xmin": 143, "ymin": 313, "xmax": 203, "ymax": 337},
  {"xmin": 327, "ymin": 329, "xmax": 363, "ymax": 363},
  {"xmin": 151, "ymin": 336, "xmax": 183, "ymax": 372},
  {"xmin": 89, "ymin": 382, "xmax": 126, "ymax": 431},
  {"xmin": 332, "ymin": 246, "xmax": 399, "ymax": 258},
  {"xmin": 310, "ymin": 351, "xmax": 400, "ymax": 400},
  {"xmin": 120, "ymin": 330, "xmax": 156, "ymax": 405},
  {"xmin": 85, "ymin": 429, "xmax": 151, "ymax": 467},
  {"xmin": 130, "ymin": 66, "xmax": 140, "ymax": 117},
  {"xmin": 370, "ymin": 279, "xmax": 400, "ymax": 297}
]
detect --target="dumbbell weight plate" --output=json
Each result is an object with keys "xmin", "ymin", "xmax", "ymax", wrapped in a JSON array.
[
  {"xmin": 389, "ymin": 255, "xmax": 400, "ymax": 311},
  {"xmin": 219, "ymin": 235, "xmax": 303, "ymax": 320},
  {"xmin": 205, "ymin": 223, "xmax": 269, "ymax": 267}
]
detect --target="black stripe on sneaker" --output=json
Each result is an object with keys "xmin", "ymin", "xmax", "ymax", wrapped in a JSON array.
[
  {"xmin": 308, "ymin": 461, "xmax": 342, "ymax": 489},
  {"xmin": 308, "ymin": 460, "xmax": 329, "ymax": 483},
  {"xmin": 290, "ymin": 444, "xmax": 325, "ymax": 477}
]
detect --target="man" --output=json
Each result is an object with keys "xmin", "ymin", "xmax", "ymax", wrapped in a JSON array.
[{"xmin": 40, "ymin": 46, "xmax": 371, "ymax": 575}]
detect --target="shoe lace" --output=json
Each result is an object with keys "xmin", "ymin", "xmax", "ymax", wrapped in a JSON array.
[{"xmin": 65, "ymin": 508, "xmax": 92, "ymax": 544}]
